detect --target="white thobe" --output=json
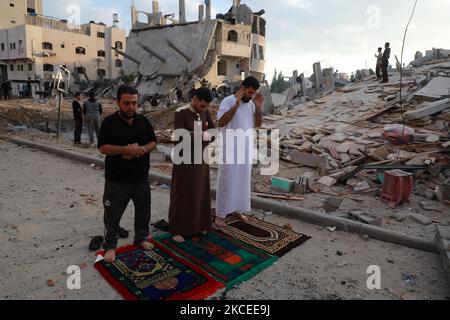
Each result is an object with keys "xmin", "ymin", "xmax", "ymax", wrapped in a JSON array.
[{"xmin": 216, "ymin": 95, "xmax": 255, "ymax": 218}]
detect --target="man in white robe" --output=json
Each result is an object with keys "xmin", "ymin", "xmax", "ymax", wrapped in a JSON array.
[{"xmin": 214, "ymin": 77, "xmax": 263, "ymax": 228}]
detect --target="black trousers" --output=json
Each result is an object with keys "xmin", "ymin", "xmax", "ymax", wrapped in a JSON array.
[
  {"xmin": 103, "ymin": 179, "xmax": 151, "ymax": 250},
  {"xmin": 74, "ymin": 118, "xmax": 83, "ymax": 143},
  {"xmin": 382, "ymin": 60, "xmax": 389, "ymax": 83}
]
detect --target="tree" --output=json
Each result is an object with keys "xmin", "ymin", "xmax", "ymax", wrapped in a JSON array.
[{"xmin": 271, "ymin": 69, "xmax": 290, "ymax": 93}]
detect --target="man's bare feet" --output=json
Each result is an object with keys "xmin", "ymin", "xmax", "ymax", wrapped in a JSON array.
[
  {"xmin": 173, "ymin": 235, "xmax": 185, "ymax": 243},
  {"xmin": 213, "ymin": 217, "xmax": 227, "ymax": 229},
  {"xmin": 140, "ymin": 241, "xmax": 154, "ymax": 251},
  {"xmin": 232, "ymin": 212, "xmax": 249, "ymax": 222},
  {"xmin": 104, "ymin": 250, "xmax": 116, "ymax": 263}
]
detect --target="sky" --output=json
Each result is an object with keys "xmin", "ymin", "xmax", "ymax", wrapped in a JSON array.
[{"xmin": 44, "ymin": 0, "xmax": 450, "ymax": 80}]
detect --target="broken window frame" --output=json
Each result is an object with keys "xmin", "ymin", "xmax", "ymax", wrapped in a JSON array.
[
  {"xmin": 227, "ymin": 30, "xmax": 238, "ymax": 43},
  {"xmin": 75, "ymin": 47, "xmax": 86, "ymax": 55}
]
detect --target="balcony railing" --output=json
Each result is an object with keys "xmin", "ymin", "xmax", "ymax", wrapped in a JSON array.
[{"xmin": 25, "ymin": 14, "xmax": 91, "ymax": 36}]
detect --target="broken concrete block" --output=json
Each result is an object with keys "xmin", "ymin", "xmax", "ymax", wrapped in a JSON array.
[
  {"xmin": 336, "ymin": 142, "xmax": 352, "ymax": 153},
  {"xmin": 324, "ymin": 197, "xmax": 344, "ymax": 212},
  {"xmin": 405, "ymin": 98, "xmax": 450, "ymax": 120},
  {"xmin": 312, "ymin": 133, "xmax": 325, "ymax": 143},
  {"xmin": 415, "ymin": 76, "xmax": 450, "ymax": 100},
  {"xmin": 437, "ymin": 225, "xmax": 450, "ymax": 240},
  {"xmin": 348, "ymin": 211, "xmax": 383, "ymax": 227},
  {"xmin": 339, "ymin": 153, "xmax": 351, "ymax": 163},
  {"xmin": 435, "ymin": 187, "xmax": 444, "ymax": 202},
  {"xmin": 347, "ymin": 178, "xmax": 360, "ymax": 188},
  {"xmin": 419, "ymin": 201, "xmax": 438, "ymax": 211},
  {"xmin": 409, "ymin": 213, "xmax": 433, "ymax": 226},
  {"xmin": 393, "ymin": 213, "xmax": 407, "ymax": 222},
  {"xmin": 271, "ymin": 177, "xmax": 295, "ymax": 193},
  {"xmin": 349, "ymin": 143, "xmax": 365, "ymax": 156},
  {"xmin": 370, "ymin": 145, "xmax": 390, "ymax": 160},
  {"xmin": 444, "ymin": 179, "xmax": 450, "ymax": 201},
  {"xmin": 317, "ymin": 176, "xmax": 337, "ymax": 187},
  {"xmin": 290, "ymin": 151, "xmax": 328, "ymax": 168},
  {"xmin": 293, "ymin": 176, "xmax": 311, "ymax": 195},
  {"xmin": 354, "ymin": 181, "xmax": 371, "ymax": 193},
  {"xmin": 426, "ymin": 134, "xmax": 440, "ymax": 143}
]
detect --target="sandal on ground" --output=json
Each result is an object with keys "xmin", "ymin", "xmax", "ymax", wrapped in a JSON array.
[{"xmin": 89, "ymin": 236, "xmax": 104, "ymax": 251}]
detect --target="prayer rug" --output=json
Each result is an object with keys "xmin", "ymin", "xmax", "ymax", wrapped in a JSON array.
[
  {"xmin": 218, "ymin": 215, "xmax": 311, "ymax": 257},
  {"xmin": 155, "ymin": 231, "xmax": 278, "ymax": 288},
  {"xmin": 94, "ymin": 240, "xmax": 224, "ymax": 300}
]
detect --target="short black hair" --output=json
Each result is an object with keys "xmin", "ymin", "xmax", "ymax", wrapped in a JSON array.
[
  {"xmin": 75, "ymin": 92, "xmax": 82, "ymax": 98},
  {"xmin": 193, "ymin": 87, "xmax": 213, "ymax": 103},
  {"xmin": 88, "ymin": 91, "xmax": 96, "ymax": 99},
  {"xmin": 241, "ymin": 76, "xmax": 260, "ymax": 90},
  {"xmin": 378, "ymin": 47, "xmax": 382, "ymax": 51},
  {"xmin": 117, "ymin": 85, "xmax": 138, "ymax": 101},
  {"xmin": 385, "ymin": 42, "xmax": 390, "ymax": 47}
]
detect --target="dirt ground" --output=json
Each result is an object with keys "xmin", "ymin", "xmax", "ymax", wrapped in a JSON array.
[{"xmin": 0, "ymin": 140, "xmax": 449, "ymax": 300}]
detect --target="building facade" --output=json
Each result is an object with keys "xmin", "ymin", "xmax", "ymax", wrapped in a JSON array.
[{"xmin": 0, "ymin": 0, "xmax": 126, "ymax": 95}]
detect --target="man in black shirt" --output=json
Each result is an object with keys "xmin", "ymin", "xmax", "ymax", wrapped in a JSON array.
[
  {"xmin": 72, "ymin": 92, "xmax": 83, "ymax": 145},
  {"xmin": 98, "ymin": 85, "xmax": 158, "ymax": 262},
  {"xmin": 382, "ymin": 42, "xmax": 391, "ymax": 83}
]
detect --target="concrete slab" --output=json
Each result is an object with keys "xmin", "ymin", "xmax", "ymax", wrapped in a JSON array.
[
  {"xmin": 404, "ymin": 99, "xmax": 450, "ymax": 121},
  {"xmin": 415, "ymin": 78, "xmax": 450, "ymax": 100}
]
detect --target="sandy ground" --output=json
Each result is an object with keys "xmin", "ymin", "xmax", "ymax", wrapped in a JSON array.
[{"xmin": 0, "ymin": 140, "xmax": 449, "ymax": 300}]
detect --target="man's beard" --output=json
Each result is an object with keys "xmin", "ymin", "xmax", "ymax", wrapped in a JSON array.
[
  {"xmin": 242, "ymin": 96, "xmax": 252, "ymax": 103},
  {"xmin": 120, "ymin": 111, "xmax": 135, "ymax": 120}
]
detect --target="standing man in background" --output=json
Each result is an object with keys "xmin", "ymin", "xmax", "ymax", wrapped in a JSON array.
[
  {"xmin": 382, "ymin": 43, "xmax": 391, "ymax": 83},
  {"xmin": 375, "ymin": 47, "xmax": 383, "ymax": 81},
  {"xmin": 83, "ymin": 92, "xmax": 103, "ymax": 147},
  {"xmin": 72, "ymin": 92, "xmax": 83, "ymax": 146}
]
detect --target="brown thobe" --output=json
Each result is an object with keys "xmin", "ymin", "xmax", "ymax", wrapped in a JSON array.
[{"xmin": 169, "ymin": 106, "xmax": 215, "ymax": 236}]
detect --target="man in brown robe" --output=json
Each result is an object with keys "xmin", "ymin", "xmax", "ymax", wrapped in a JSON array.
[{"xmin": 169, "ymin": 88, "xmax": 215, "ymax": 243}]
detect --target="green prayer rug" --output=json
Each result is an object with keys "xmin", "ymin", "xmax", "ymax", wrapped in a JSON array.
[{"xmin": 155, "ymin": 231, "xmax": 278, "ymax": 288}]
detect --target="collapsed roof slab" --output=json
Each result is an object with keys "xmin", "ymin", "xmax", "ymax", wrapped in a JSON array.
[
  {"xmin": 123, "ymin": 20, "xmax": 217, "ymax": 77},
  {"xmin": 415, "ymin": 76, "xmax": 450, "ymax": 101}
]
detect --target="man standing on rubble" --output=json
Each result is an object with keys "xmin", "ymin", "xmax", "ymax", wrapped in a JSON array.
[
  {"xmin": 98, "ymin": 85, "xmax": 158, "ymax": 263},
  {"xmin": 382, "ymin": 43, "xmax": 391, "ymax": 83},
  {"xmin": 214, "ymin": 77, "xmax": 264, "ymax": 228},
  {"xmin": 83, "ymin": 92, "xmax": 103, "ymax": 147},
  {"xmin": 375, "ymin": 47, "xmax": 383, "ymax": 81}
]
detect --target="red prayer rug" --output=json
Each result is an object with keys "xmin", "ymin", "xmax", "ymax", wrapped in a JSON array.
[{"xmin": 94, "ymin": 240, "xmax": 224, "ymax": 300}]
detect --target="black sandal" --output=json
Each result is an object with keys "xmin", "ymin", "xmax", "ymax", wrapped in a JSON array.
[
  {"xmin": 89, "ymin": 236, "xmax": 104, "ymax": 251},
  {"xmin": 152, "ymin": 220, "xmax": 169, "ymax": 232},
  {"xmin": 118, "ymin": 227, "xmax": 129, "ymax": 239}
]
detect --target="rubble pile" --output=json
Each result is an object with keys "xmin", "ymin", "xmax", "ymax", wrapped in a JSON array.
[{"xmin": 256, "ymin": 54, "xmax": 450, "ymax": 217}]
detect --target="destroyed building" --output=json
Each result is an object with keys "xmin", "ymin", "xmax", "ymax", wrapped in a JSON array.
[
  {"xmin": 0, "ymin": 0, "xmax": 126, "ymax": 96},
  {"xmin": 121, "ymin": 0, "xmax": 267, "ymax": 98}
]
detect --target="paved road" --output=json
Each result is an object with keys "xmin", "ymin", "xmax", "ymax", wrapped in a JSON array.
[{"xmin": 0, "ymin": 140, "xmax": 449, "ymax": 300}]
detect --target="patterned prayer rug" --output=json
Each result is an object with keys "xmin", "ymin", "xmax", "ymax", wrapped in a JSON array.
[
  {"xmin": 218, "ymin": 215, "xmax": 311, "ymax": 257},
  {"xmin": 155, "ymin": 231, "xmax": 278, "ymax": 288},
  {"xmin": 94, "ymin": 241, "xmax": 224, "ymax": 300}
]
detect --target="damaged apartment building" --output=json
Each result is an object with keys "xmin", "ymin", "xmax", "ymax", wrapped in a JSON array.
[
  {"xmin": 0, "ymin": 0, "xmax": 126, "ymax": 96},
  {"xmin": 121, "ymin": 0, "xmax": 267, "ymax": 98}
]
